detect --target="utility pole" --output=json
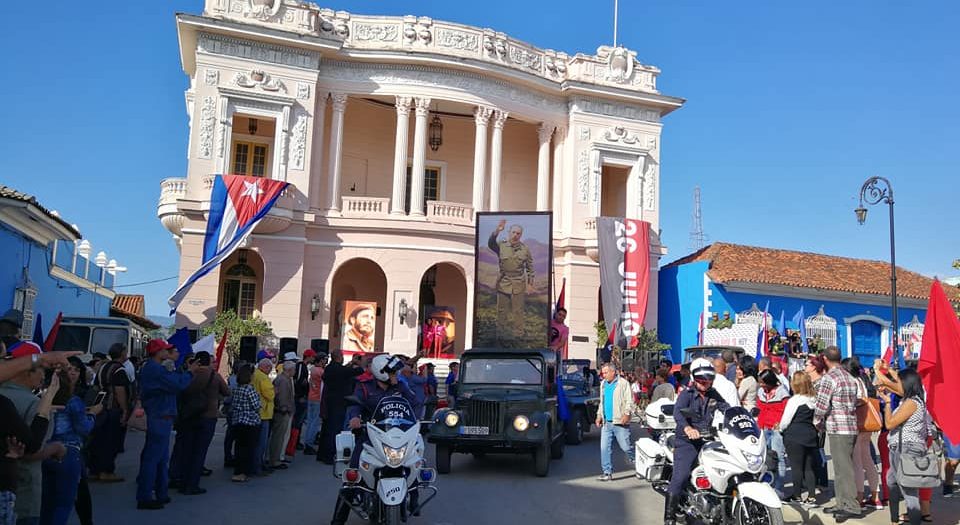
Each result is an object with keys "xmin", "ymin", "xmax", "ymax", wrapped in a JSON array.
[{"xmin": 690, "ymin": 186, "xmax": 706, "ymax": 251}]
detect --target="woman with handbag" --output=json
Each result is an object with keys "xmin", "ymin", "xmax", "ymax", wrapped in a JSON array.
[
  {"xmin": 879, "ymin": 368, "xmax": 936, "ymax": 525},
  {"xmin": 843, "ymin": 357, "xmax": 882, "ymax": 510}
]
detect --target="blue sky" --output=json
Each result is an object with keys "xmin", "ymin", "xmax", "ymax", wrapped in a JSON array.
[{"xmin": 2, "ymin": 1, "xmax": 957, "ymax": 317}]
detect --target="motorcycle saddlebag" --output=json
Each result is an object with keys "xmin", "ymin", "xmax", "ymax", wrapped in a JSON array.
[{"xmin": 635, "ymin": 437, "xmax": 669, "ymax": 481}]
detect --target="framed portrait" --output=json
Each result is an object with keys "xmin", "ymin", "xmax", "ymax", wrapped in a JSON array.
[
  {"xmin": 341, "ymin": 300, "xmax": 377, "ymax": 354},
  {"xmin": 473, "ymin": 212, "xmax": 553, "ymax": 349}
]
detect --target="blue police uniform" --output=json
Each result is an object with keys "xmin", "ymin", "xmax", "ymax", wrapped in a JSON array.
[
  {"xmin": 136, "ymin": 360, "xmax": 193, "ymax": 504},
  {"xmin": 668, "ymin": 385, "xmax": 729, "ymax": 497}
]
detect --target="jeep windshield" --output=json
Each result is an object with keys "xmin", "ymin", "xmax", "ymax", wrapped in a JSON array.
[{"xmin": 461, "ymin": 358, "xmax": 543, "ymax": 385}]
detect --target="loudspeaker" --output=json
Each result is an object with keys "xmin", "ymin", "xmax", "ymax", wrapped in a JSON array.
[
  {"xmin": 279, "ymin": 337, "xmax": 298, "ymax": 356},
  {"xmin": 310, "ymin": 339, "xmax": 329, "ymax": 354},
  {"xmin": 239, "ymin": 336, "xmax": 258, "ymax": 363},
  {"xmin": 188, "ymin": 329, "xmax": 200, "ymax": 344}
]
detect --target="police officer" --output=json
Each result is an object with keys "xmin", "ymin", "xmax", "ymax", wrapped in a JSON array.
[
  {"xmin": 487, "ymin": 220, "xmax": 535, "ymax": 346},
  {"xmin": 665, "ymin": 358, "xmax": 730, "ymax": 524},
  {"xmin": 331, "ymin": 354, "xmax": 417, "ymax": 525},
  {"xmin": 136, "ymin": 339, "xmax": 197, "ymax": 510}
]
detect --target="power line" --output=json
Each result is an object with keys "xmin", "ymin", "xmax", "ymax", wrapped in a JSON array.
[{"xmin": 113, "ymin": 276, "xmax": 178, "ymax": 288}]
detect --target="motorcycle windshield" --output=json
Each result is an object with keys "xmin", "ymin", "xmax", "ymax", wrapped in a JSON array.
[
  {"xmin": 371, "ymin": 394, "xmax": 417, "ymax": 432},
  {"xmin": 723, "ymin": 407, "xmax": 761, "ymax": 439}
]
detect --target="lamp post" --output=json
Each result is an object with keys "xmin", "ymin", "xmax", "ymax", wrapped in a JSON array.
[{"xmin": 855, "ymin": 176, "xmax": 899, "ymax": 350}]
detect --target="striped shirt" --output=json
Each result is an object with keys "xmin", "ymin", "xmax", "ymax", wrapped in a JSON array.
[
  {"xmin": 229, "ymin": 384, "xmax": 262, "ymax": 427},
  {"xmin": 813, "ymin": 366, "xmax": 858, "ymax": 435}
]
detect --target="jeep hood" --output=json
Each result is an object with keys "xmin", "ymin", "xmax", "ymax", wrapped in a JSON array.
[{"xmin": 458, "ymin": 388, "xmax": 541, "ymax": 402}]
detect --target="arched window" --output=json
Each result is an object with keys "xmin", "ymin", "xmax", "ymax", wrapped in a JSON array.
[
  {"xmin": 221, "ymin": 260, "xmax": 258, "ymax": 319},
  {"xmin": 805, "ymin": 305, "xmax": 838, "ymax": 348}
]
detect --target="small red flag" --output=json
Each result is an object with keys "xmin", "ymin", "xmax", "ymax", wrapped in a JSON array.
[
  {"xmin": 917, "ymin": 281, "xmax": 960, "ymax": 443},
  {"xmin": 555, "ymin": 278, "xmax": 566, "ymax": 313},
  {"xmin": 214, "ymin": 329, "xmax": 229, "ymax": 369},
  {"xmin": 881, "ymin": 344, "xmax": 894, "ymax": 365},
  {"xmin": 607, "ymin": 321, "xmax": 618, "ymax": 346},
  {"xmin": 43, "ymin": 313, "xmax": 62, "ymax": 352}
]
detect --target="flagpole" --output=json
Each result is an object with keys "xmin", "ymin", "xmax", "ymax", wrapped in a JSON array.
[{"xmin": 613, "ymin": 0, "xmax": 619, "ymax": 47}]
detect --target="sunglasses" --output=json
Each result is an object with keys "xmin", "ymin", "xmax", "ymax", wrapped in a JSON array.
[{"xmin": 693, "ymin": 376, "xmax": 714, "ymax": 384}]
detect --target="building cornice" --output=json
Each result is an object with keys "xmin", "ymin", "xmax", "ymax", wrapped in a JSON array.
[
  {"xmin": 719, "ymin": 281, "xmax": 928, "ymax": 310},
  {"xmin": 0, "ymin": 199, "xmax": 79, "ymax": 245}
]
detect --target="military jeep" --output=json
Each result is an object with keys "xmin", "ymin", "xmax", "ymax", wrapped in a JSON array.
[
  {"xmin": 428, "ymin": 348, "xmax": 566, "ymax": 477},
  {"xmin": 559, "ymin": 359, "xmax": 600, "ymax": 445}
]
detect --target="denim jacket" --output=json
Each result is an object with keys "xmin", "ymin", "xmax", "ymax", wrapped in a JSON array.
[{"xmin": 50, "ymin": 396, "xmax": 93, "ymax": 447}]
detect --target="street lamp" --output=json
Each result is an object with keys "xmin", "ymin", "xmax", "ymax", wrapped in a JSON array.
[{"xmin": 855, "ymin": 176, "xmax": 899, "ymax": 349}]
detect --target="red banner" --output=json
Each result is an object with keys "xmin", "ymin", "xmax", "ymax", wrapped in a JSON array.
[{"xmin": 598, "ymin": 217, "xmax": 651, "ymax": 348}]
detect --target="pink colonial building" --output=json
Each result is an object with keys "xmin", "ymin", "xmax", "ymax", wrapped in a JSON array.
[{"xmin": 157, "ymin": 0, "xmax": 684, "ymax": 360}]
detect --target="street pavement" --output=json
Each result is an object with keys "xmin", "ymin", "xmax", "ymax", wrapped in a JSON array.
[{"xmin": 82, "ymin": 423, "xmax": 959, "ymax": 525}]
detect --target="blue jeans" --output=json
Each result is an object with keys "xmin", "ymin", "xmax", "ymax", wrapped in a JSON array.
[
  {"xmin": 178, "ymin": 418, "xmax": 217, "ymax": 490},
  {"xmin": 253, "ymin": 420, "xmax": 271, "ymax": 475},
  {"xmin": 301, "ymin": 400, "xmax": 322, "ymax": 446},
  {"xmin": 136, "ymin": 416, "xmax": 173, "ymax": 503},
  {"xmin": 40, "ymin": 447, "xmax": 82, "ymax": 525},
  {"xmin": 599, "ymin": 422, "xmax": 634, "ymax": 475},
  {"xmin": 763, "ymin": 429, "xmax": 787, "ymax": 493}
]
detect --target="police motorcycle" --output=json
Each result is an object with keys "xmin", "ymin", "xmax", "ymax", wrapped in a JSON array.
[
  {"xmin": 640, "ymin": 403, "xmax": 784, "ymax": 525},
  {"xmin": 634, "ymin": 396, "xmax": 677, "ymax": 492},
  {"xmin": 333, "ymin": 362, "xmax": 438, "ymax": 524}
]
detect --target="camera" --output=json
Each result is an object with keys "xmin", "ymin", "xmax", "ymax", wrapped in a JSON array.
[{"xmin": 379, "ymin": 356, "xmax": 405, "ymax": 377}]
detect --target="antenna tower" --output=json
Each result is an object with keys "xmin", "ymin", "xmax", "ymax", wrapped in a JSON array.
[{"xmin": 690, "ymin": 186, "xmax": 706, "ymax": 251}]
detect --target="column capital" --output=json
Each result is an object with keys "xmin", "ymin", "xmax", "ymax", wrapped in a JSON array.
[
  {"xmin": 492, "ymin": 109, "xmax": 509, "ymax": 129},
  {"xmin": 537, "ymin": 123, "xmax": 556, "ymax": 145},
  {"xmin": 395, "ymin": 96, "xmax": 413, "ymax": 116},
  {"xmin": 554, "ymin": 125, "xmax": 568, "ymax": 139},
  {"xmin": 474, "ymin": 105, "xmax": 494, "ymax": 125},
  {"xmin": 414, "ymin": 97, "xmax": 432, "ymax": 117},
  {"xmin": 330, "ymin": 93, "xmax": 348, "ymax": 112}
]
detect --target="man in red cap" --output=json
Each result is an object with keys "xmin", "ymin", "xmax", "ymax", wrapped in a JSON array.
[{"xmin": 135, "ymin": 339, "xmax": 198, "ymax": 510}]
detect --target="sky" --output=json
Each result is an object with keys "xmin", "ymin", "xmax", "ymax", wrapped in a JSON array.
[{"xmin": 1, "ymin": 1, "xmax": 957, "ymax": 317}]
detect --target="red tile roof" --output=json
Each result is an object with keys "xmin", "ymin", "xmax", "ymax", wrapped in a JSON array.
[
  {"xmin": 665, "ymin": 242, "xmax": 960, "ymax": 303},
  {"xmin": 110, "ymin": 295, "xmax": 160, "ymax": 330}
]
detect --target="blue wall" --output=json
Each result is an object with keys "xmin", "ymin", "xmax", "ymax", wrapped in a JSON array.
[
  {"xmin": 658, "ymin": 261, "xmax": 709, "ymax": 363},
  {"xmin": 658, "ymin": 260, "xmax": 927, "ymax": 363},
  {"xmin": 0, "ymin": 225, "xmax": 111, "ymax": 335}
]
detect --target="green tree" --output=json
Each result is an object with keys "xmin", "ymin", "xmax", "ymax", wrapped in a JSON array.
[{"xmin": 200, "ymin": 310, "xmax": 274, "ymax": 360}]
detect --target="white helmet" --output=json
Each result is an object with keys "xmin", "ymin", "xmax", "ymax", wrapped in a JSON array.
[
  {"xmin": 690, "ymin": 357, "xmax": 716, "ymax": 380},
  {"xmin": 370, "ymin": 354, "xmax": 405, "ymax": 382}
]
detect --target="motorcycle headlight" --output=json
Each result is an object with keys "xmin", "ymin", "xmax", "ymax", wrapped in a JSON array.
[
  {"xmin": 444, "ymin": 412, "xmax": 460, "ymax": 427},
  {"xmin": 742, "ymin": 451, "xmax": 765, "ymax": 473},
  {"xmin": 382, "ymin": 445, "xmax": 407, "ymax": 467},
  {"xmin": 513, "ymin": 415, "xmax": 530, "ymax": 432}
]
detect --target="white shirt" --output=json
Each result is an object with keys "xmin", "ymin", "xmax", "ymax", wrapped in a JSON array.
[
  {"xmin": 713, "ymin": 373, "xmax": 741, "ymax": 408},
  {"xmin": 123, "ymin": 359, "xmax": 136, "ymax": 382},
  {"xmin": 779, "ymin": 394, "xmax": 816, "ymax": 430}
]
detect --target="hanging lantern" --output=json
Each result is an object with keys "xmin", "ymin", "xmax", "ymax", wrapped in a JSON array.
[{"xmin": 428, "ymin": 112, "xmax": 443, "ymax": 152}]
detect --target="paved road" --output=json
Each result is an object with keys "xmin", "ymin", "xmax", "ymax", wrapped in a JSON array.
[{"xmin": 82, "ymin": 423, "xmax": 959, "ymax": 524}]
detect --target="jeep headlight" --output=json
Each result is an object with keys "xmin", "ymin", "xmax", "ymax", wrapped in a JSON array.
[
  {"xmin": 513, "ymin": 415, "xmax": 530, "ymax": 432},
  {"xmin": 742, "ymin": 450, "xmax": 764, "ymax": 473},
  {"xmin": 382, "ymin": 445, "xmax": 407, "ymax": 467},
  {"xmin": 444, "ymin": 411, "xmax": 460, "ymax": 427}
]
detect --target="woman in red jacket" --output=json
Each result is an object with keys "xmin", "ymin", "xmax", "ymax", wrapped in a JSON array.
[{"xmin": 757, "ymin": 369, "xmax": 789, "ymax": 497}]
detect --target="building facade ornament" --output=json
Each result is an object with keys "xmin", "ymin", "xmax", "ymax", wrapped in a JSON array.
[
  {"xmin": 577, "ymin": 150, "xmax": 590, "ymax": 203},
  {"xmin": 243, "ymin": 0, "xmax": 282, "ymax": 22},
  {"xmin": 233, "ymin": 69, "xmax": 287, "ymax": 93},
  {"xmin": 290, "ymin": 110, "xmax": 308, "ymax": 170},
  {"xmin": 569, "ymin": 96, "xmax": 661, "ymax": 123},
  {"xmin": 197, "ymin": 96, "xmax": 217, "ymax": 159},
  {"xmin": 474, "ymin": 105, "xmax": 493, "ymax": 124},
  {"xmin": 491, "ymin": 109, "xmax": 509, "ymax": 129},
  {"xmin": 414, "ymin": 96, "xmax": 432, "ymax": 117},
  {"xmin": 296, "ymin": 82, "xmax": 311, "ymax": 100},
  {"xmin": 395, "ymin": 95, "xmax": 413, "ymax": 116},
  {"xmin": 403, "ymin": 16, "xmax": 433, "ymax": 45},
  {"xmin": 354, "ymin": 22, "xmax": 399, "ymax": 42},
  {"xmin": 436, "ymin": 27, "xmax": 479, "ymax": 51},
  {"xmin": 330, "ymin": 92, "xmax": 348, "ymax": 112},
  {"xmin": 204, "ymin": 68, "xmax": 220, "ymax": 86},
  {"xmin": 537, "ymin": 124, "xmax": 555, "ymax": 145},
  {"xmin": 197, "ymin": 32, "xmax": 321, "ymax": 70},
  {"xmin": 603, "ymin": 125, "xmax": 641, "ymax": 144}
]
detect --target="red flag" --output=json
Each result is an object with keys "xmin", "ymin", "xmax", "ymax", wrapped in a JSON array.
[
  {"xmin": 214, "ymin": 329, "xmax": 229, "ymax": 370},
  {"xmin": 917, "ymin": 281, "xmax": 960, "ymax": 443},
  {"xmin": 43, "ymin": 312, "xmax": 62, "ymax": 352},
  {"xmin": 607, "ymin": 321, "xmax": 618, "ymax": 346},
  {"xmin": 881, "ymin": 344, "xmax": 894, "ymax": 365},
  {"xmin": 555, "ymin": 278, "xmax": 566, "ymax": 313}
]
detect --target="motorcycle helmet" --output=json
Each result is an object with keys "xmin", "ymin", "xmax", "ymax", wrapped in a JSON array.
[
  {"xmin": 371, "ymin": 354, "xmax": 405, "ymax": 382},
  {"xmin": 690, "ymin": 357, "xmax": 716, "ymax": 380}
]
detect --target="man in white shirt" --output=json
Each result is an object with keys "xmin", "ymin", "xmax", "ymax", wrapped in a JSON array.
[{"xmin": 711, "ymin": 358, "xmax": 741, "ymax": 408}]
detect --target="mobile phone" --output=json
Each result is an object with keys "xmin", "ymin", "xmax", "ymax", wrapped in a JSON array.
[{"xmin": 91, "ymin": 391, "xmax": 106, "ymax": 407}]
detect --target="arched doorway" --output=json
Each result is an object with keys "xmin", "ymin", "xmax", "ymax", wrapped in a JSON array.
[
  {"xmin": 329, "ymin": 258, "xmax": 388, "ymax": 353},
  {"xmin": 218, "ymin": 249, "xmax": 264, "ymax": 319},
  {"xmin": 418, "ymin": 263, "xmax": 468, "ymax": 357}
]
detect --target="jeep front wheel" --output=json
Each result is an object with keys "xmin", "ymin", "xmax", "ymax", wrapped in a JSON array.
[
  {"xmin": 534, "ymin": 442, "xmax": 550, "ymax": 477},
  {"xmin": 436, "ymin": 443, "xmax": 452, "ymax": 474},
  {"xmin": 565, "ymin": 409, "xmax": 584, "ymax": 445}
]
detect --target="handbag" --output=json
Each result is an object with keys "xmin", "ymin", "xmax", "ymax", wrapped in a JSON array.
[
  {"xmin": 856, "ymin": 397, "xmax": 882, "ymax": 432},
  {"xmin": 895, "ymin": 398, "xmax": 942, "ymax": 489}
]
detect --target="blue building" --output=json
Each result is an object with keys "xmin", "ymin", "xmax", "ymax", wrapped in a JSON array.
[
  {"xmin": 0, "ymin": 185, "xmax": 119, "ymax": 339},
  {"xmin": 658, "ymin": 242, "xmax": 957, "ymax": 365}
]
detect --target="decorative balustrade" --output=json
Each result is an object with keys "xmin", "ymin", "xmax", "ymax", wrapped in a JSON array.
[
  {"xmin": 341, "ymin": 196, "xmax": 391, "ymax": 218},
  {"xmin": 426, "ymin": 200, "xmax": 474, "ymax": 226},
  {"xmin": 159, "ymin": 178, "xmax": 187, "ymax": 205},
  {"xmin": 584, "ymin": 217, "xmax": 597, "ymax": 231}
]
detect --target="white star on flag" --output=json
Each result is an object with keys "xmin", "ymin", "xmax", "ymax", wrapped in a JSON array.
[{"xmin": 240, "ymin": 180, "xmax": 264, "ymax": 203}]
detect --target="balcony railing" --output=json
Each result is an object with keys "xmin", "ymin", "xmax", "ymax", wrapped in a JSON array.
[
  {"xmin": 426, "ymin": 201, "xmax": 474, "ymax": 226},
  {"xmin": 342, "ymin": 196, "xmax": 391, "ymax": 218},
  {"xmin": 159, "ymin": 178, "xmax": 187, "ymax": 205}
]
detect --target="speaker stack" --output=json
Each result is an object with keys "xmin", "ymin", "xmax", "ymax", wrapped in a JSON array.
[
  {"xmin": 279, "ymin": 337, "xmax": 299, "ymax": 357},
  {"xmin": 310, "ymin": 339, "xmax": 330, "ymax": 354},
  {"xmin": 239, "ymin": 336, "xmax": 258, "ymax": 364}
]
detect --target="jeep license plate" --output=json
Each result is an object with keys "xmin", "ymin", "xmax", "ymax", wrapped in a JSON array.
[{"xmin": 460, "ymin": 426, "xmax": 489, "ymax": 436}]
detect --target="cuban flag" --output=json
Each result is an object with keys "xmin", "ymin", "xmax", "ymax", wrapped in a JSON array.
[{"xmin": 168, "ymin": 175, "xmax": 290, "ymax": 314}]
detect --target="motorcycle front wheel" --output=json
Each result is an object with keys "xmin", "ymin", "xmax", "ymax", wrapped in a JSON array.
[
  {"xmin": 381, "ymin": 503, "xmax": 402, "ymax": 525},
  {"xmin": 731, "ymin": 497, "xmax": 784, "ymax": 525}
]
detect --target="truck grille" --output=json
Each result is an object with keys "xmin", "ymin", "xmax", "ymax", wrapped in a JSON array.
[{"xmin": 465, "ymin": 400, "xmax": 502, "ymax": 433}]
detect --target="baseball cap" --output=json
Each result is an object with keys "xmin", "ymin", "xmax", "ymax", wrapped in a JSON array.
[
  {"xmin": 146, "ymin": 339, "xmax": 175, "ymax": 355},
  {"xmin": 256, "ymin": 350, "xmax": 274, "ymax": 362},
  {"xmin": 10, "ymin": 341, "xmax": 42, "ymax": 359},
  {"xmin": 303, "ymin": 349, "xmax": 317, "ymax": 359},
  {"xmin": 0, "ymin": 309, "xmax": 23, "ymax": 328},
  {"xmin": 282, "ymin": 351, "xmax": 299, "ymax": 363}
]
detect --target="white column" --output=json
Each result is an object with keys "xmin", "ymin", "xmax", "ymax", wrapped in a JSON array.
[
  {"xmin": 551, "ymin": 126, "xmax": 566, "ymax": 230},
  {"xmin": 536, "ymin": 123, "xmax": 554, "ymax": 211},
  {"xmin": 488, "ymin": 109, "xmax": 508, "ymax": 212},
  {"xmin": 308, "ymin": 90, "xmax": 327, "ymax": 210},
  {"xmin": 409, "ymin": 97, "xmax": 431, "ymax": 217},
  {"xmin": 390, "ymin": 96, "xmax": 413, "ymax": 215},
  {"xmin": 325, "ymin": 93, "xmax": 348, "ymax": 213},
  {"xmin": 471, "ymin": 106, "xmax": 493, "ymax": 213}
]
